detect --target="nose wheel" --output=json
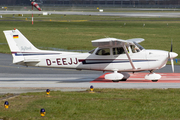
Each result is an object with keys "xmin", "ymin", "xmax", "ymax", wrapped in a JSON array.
[{"xmin": 145, "ymin": 72, "xmax": 161, "ymax": 82}]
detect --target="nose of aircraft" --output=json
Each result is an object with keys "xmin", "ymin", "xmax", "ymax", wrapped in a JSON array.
[{"xmin": 169, "ymin": 52, "xmax": 178, "ymax": 59}]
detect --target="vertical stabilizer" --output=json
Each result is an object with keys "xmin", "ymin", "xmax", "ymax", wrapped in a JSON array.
[{"xmin": 3, "ymin": 29, "xmax": 40, "ymax": 64}]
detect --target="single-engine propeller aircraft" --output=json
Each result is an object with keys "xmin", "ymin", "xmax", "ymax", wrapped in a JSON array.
[{"xmin": 3, "ymin": 29, "xmax": 178, "ymax": 82}]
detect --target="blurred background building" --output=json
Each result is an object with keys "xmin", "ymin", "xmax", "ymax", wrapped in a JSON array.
[{"xmin": 0, "ymin": 0, "xmax": 180, "ymax": 8}]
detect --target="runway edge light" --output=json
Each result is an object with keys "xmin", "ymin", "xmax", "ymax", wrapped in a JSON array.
[
  {"xmin": 40, "ymin": 108, "xmax": 46, "ymax": 117},
  {"xmin": 4, "ymin": 101, "xmax": 9, "ymax": 109},
  {"xmin": 90, "ymin": 85, "xmax": 95, "ymax": 93},
  {"xmin": 46, "ymin": 89, "xmax": 50, "ymax": 95}
]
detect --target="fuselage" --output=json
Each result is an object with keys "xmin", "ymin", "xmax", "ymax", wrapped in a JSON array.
[{"xmin": 24, "ymin": 47, "xmax": 170, "ymax": 72}]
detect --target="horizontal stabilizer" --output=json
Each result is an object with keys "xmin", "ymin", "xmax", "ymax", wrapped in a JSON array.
[
  {"xmin": 24, "ymin": 59, "xmax": 40, "ymax": 63},
  {"xmin": 13, "ymin": 56, "xmax": 24, "ymax": 64}
]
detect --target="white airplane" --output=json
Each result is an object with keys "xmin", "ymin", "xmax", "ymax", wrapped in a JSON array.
[{"xmin": 3, "ymin": 29, "xmax": 178, "ymax": 82}]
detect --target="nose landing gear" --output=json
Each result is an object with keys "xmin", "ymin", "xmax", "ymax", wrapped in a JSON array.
[{"xmin": 145, "ymin": 71, "xmax": 161, "ymax": 82}]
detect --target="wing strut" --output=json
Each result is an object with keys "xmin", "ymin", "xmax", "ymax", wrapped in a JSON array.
[{"xmin": 122, "ymin": 44, "xmax": 136, "ymax": 70}]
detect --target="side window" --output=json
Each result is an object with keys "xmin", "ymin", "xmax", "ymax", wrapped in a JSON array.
[
  {"xmin": 130, "ymin": 45, "xmax": 140, "ymax": 53},
  {"xmin": 96, "ymin": 48, "xmax": 110, "ymax": 55},
  {"xmin": 113, "ymin": 47, "xmax": 125, "ymax": 55}
]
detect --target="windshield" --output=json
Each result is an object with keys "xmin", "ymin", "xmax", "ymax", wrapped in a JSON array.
[
  {"xmin": 88, "ymin": 49, "xmax": 95, "ymax": 54},
  {"xmin": 133, "ymin": 42, "xmax": 144, "ymax": 50}
]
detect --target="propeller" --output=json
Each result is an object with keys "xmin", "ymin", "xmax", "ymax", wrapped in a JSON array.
[
  {"xmin": 171, "ymin": 58, "xmax": 174, "ymax": 72},
  {"xmin": 170, "ymin": 41, "xmax": 173, "ymax": 52},
  {"xmin": 169, "ymin": 40, "xmax": 178, "ymax": 73},
  {"xmin": 170, "ymin": 41, "xmax": 174, "ymax": 72}
]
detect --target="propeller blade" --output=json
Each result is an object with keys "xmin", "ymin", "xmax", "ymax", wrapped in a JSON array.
[
  {"xmin": 170, "ymin": 40, "xmax": 174, "ymax": 72},
  {"xmin": 171, "ymin": 59, "xmax": 174, "ymax": 73}
]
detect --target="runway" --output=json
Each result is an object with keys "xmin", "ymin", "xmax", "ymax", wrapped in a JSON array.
[
  {"xmin": 0, "ymin": 53, "xmax": 180, "ymax": 93},
  {"xmin": 1, "ymin": 10, "xmax": 180, "ymax": 18}
]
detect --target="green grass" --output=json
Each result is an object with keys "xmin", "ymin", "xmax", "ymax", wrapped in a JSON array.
[
  {"xmin": 0, "ymin": 15, "xmax": 180, "ymax": 60},
  {"xmin": 1, "ymin": 89, "xmax": 180, "ymax": 120}
]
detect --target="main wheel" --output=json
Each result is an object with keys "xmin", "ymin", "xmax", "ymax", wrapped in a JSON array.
[
  {"xmin": 112, "ymin": 80, "xmax": 119, "ymax": 82},
  {"xmin": 120, "ymin": 79, "xmax": 127, "ymax": 81},
  {"xmin": 152, "ymin": 80, "xmax": 158, "ymax": 82}
]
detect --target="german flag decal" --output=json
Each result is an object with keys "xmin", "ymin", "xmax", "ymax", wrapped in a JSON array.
[{"xmin": 13, "ymin": 35, "xmax": 19, "ymax": 39}]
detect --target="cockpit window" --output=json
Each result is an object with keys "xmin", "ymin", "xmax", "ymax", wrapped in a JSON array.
[
  {"xmin": 96, "ymin": 48, "xmax": 110, "ymax": 55},
  {"xmin": 88, "ymin": 49, "xmax": 95, "ymax": 54},
  {"xmin": 133, "ymin": 42, "xmax": 144, "ymax": 50},
  {"xmin": 113, "ymin": 47, "xmax": 125, "ymax": 55},
  {"xmin": 130, "ymin": 45, "xmax": 140, "ymax": 53}
]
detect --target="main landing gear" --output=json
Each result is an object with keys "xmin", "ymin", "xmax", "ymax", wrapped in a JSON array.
[
  {"xmin": 145, "ymin": 71, "xmax": 161, "ymax": 82},
  {"xmin": 104, "ymin": 71, "xmax": 130, "ymax": 82},
  {"xmin": 111, "ymin": 72, "xmax": 130, "ymax": 82},
  {"xmin": 112, "ymin": 78, "xmax": 127, "ymax": 82}
]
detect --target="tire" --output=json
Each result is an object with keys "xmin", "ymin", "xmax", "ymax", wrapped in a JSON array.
[
  {"xmin": 152, "ymin": 80, "xmax": 158, "ymax": 82},
  {"xmin": 120, "ymin": 79, "xmax": 127, "ymax": 81},
  {"xmin": 112, "ymin": 80, "xmax": 119, "ymax": 82}
]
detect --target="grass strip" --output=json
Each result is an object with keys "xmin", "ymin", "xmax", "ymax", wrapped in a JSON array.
[{"xmin": 0, "ymin": 89, "xmax": 180, "ymax": 120}]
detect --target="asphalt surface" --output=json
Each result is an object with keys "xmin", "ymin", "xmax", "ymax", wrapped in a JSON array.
[
  {"xmin": 0, "ymin": 53, "xmax": 180, "ymax": 94},
  {"xmin": 1, "ymin": 10, "xmax": 180, "ymax": 18}
]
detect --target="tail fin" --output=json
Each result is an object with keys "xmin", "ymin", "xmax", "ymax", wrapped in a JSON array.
[{"xmin": 3, "ymin": 29, "xmax": 40, "ymax": 64}]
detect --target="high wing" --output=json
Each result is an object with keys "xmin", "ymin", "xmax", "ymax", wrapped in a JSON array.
[
  {"xmin": 91, "ymin": 38, "xmax": 144, "ymax": 47},
  {"xmin": 126, "ymin": 38, "xmax": 144, "ymax": 43}
]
